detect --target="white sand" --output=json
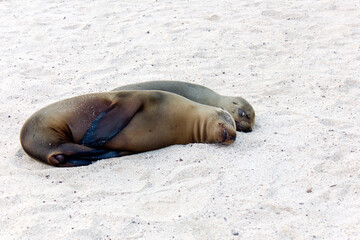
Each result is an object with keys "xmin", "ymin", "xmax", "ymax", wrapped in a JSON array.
[{"xmin": 1, "ymin": 0, "xmax": 359, "ymax": 239}]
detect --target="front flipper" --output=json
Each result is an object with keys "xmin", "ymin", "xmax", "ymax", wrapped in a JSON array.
[{"xmin": 80, "ymin": 99, "xmax": 142, "ymax": 147}]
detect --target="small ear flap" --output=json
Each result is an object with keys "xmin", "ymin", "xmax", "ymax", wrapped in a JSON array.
[{"xmin": 80, "ymin": 99, "xmax": 142, "ymax": 147}]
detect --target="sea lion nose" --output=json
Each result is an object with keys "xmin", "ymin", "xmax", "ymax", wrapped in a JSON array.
[
  {"xmin": 230, "ymin": 135, "xmax": 236, "ymax": 141},
  {"xmin": 236, "ymin": 121, "xmax": 252, "ymax": 133}
]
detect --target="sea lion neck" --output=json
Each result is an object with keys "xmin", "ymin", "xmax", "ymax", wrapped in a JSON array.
[
  {"xmin": 217, "ymin": 96, "xmax": 233, "ymax": 111},
  {"xmin": 173, "ymin": 82, "xmax": 221, "ymax": 107},
  {"xmin": 195, "ymin": 90, "xmax": 221, "ymax": 107},
  {"xmin": 191, "ymin": 109, "xmax": 211, "ymax": 143}
]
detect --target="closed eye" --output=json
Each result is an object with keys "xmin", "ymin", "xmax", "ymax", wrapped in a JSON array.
[{"xmin": 238, "ymin": 109, "xmax": 248, "ymax": 118}]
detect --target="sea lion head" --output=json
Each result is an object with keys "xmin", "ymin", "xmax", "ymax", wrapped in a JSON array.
[
  {"xmin": 206, "ymin": 109, "xmax": 237, "ymax": 145},
  {"xmin": 221, "ymin": 96, "xmax": 255, "ymax": 132}
]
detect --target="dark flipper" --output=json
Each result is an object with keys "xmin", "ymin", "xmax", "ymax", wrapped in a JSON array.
[
  {"xmin": 57, "ymin": 151, "xmax": 132, "ymax": 167},
  {"xmin": 80, "ymin": 99, "xmax": 142, "ymax": 147},
  {"xmin": 58, "ymin": 159, "xmax": 94, "ymax": 167},
  {"xmin": 49, "ymin": 143, "xmax": 133, "ymax": 167}
]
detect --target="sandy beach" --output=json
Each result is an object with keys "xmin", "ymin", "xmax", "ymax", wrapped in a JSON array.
[{"xmin": 0, "ymin": 0, "xmax": 359, "ymax": 239}]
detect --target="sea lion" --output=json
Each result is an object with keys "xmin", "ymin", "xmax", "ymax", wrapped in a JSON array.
[
  {"xmin": 112, "ymin": 81, "xmax": 255, "ymax": 132},
  {"xmin": 20, "ymin": 90, "xmax": 236, "ymax": 167}
]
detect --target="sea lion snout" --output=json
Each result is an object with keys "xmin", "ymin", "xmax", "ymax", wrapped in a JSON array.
[
  {"xmin": 235, "ymin": 119, "xmax": 252, "ymax": 133},
  {"xmin": 214, "ymin": 110, "xmax": 236, "ymax": 145},
  {"xmin": 235, "ymin": 108, "xmax": 254, "ymax": 132},
  {"xmin": 227, "ymin": 97, "xmax": 255, "ymax": 132},
  {"xmin": 220, "ymin": 125, "xmax": 236, "ymax": 144}
]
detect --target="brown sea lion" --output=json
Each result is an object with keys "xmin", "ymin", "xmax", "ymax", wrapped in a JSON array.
[
  {"xmin": 20, "ymin": 90, "xmax": 236, "ymax": 167},
  {"xmin": 112, "ymin": 81, "xmax": 255, "ymax": 132}
]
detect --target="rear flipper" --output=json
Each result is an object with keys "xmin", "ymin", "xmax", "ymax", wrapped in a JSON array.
[{"xmin": 48, "ymin": 143, "xmax": 133, "ymax": 167}]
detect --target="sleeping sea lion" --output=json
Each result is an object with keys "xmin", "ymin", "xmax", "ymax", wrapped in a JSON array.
[
  {"xmin": 20, "ymin": 90, "xmax": 236, "ymax": 167},
  {"xmin": 112, "ymin": 81, "xmax": 255, "ymax": 132}
]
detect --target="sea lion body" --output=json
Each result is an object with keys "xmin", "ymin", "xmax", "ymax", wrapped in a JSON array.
[
  {"xmin": 20, "ymin": 91, "xmax": 236, "ymax": 167},
  {"xmin": 112, "ymin": 81, "xmax": 255, "ymax": 132}
]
